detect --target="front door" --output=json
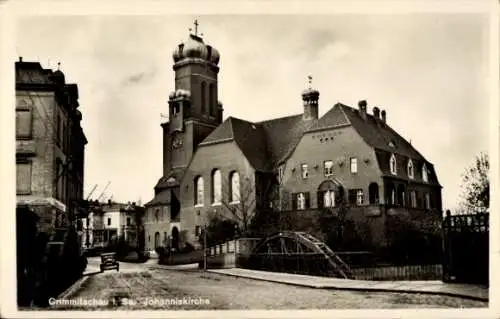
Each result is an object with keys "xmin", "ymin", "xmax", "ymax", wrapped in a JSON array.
[{"xmin": 171, "ymin": 227, "xmax": 179, "ymax": 250}]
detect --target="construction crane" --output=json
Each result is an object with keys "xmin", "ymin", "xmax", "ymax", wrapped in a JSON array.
[
  {"xmin": 97, "ymin": 181, "xmax": 111, "ymax": 202},
  {"xmin": 85, "ymin": 184, "xmax": 98, "ymax": 201}
]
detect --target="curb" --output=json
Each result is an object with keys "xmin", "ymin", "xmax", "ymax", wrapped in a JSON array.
[
  {"xmin": 57, "ymin": 275, "xmax": 91, "ymax": 299},
  {"xmin": 207, "ymin": 270, "xmax": 489, "ymax": 303}
]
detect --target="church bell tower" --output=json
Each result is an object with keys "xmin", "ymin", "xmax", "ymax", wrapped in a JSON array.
[{"xmin": 163, "ymin": 20, "xmax": 223, "ymax": 176}]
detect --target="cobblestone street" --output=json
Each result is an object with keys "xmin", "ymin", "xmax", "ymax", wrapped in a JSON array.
[{"xmin": 50, "ymin": 260, "xmax": 487, "ymax": 310}]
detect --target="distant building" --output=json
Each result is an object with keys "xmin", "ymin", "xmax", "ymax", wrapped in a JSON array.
[
  {"xmin": 81, "ymin": 201, "xmax": 144, "ymax": 249},
  {"xmin": 15, "ymin": 57, "xmax": 87, "ymax": 241},
  {"xmin": 144, "ymin": 25, "xmax": 442, "ymax": 252}
]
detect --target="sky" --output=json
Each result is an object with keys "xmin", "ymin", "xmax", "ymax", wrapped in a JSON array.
[{"xmin": 15, "ymin": 12, "xmax": 490, "ymax": 210}]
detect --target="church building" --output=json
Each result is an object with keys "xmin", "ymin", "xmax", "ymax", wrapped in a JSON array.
[{"xmin": 144, "ymin": 22, "xmax": 442, "ymax": 253}]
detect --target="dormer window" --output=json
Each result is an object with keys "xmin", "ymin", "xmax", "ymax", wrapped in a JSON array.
[
  {"xmin": 422, "ymin": 163, "xmax": 428, "ymax": 182},
  {"xmin": 407, "ymin": 159, "xmax": 414, "ymax": 179},
  {"xmin": 388, "ymin": 140, "xmax": 395, "ymax": 148},
  {"xmin": 389, "ymin": 154, "xmax": 397, "ymax": 175}
]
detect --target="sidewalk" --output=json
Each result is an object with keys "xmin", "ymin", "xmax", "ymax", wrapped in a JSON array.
[{"xmin": 207, "ymin": 268, "xmax": 489, "ymax": 302}]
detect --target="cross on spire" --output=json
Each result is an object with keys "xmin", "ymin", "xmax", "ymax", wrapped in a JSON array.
[
  {"xmin": 307, "ymin": 75, "xmax": 313, "ymax": 88},
  {"xmin": 57, "ymin": 62, "xmax": 61, "ymax": 70},
  {"xmin": 189, "ymin": 19, "xmax": 203, "ymax": 37}
]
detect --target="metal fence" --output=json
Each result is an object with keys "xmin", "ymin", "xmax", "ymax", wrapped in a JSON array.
[{"xmin": 240, "ymin": 252, "xmax": 442, "ymax": 281}]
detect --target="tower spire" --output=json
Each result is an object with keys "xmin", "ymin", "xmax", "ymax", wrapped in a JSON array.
[{"xmin": 307, "ymin": 75, "xmax": 312, "ymax": 89}]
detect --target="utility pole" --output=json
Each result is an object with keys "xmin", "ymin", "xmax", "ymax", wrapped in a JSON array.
[{"xmin": 203, "ymin": 223, "xmax": 207, "ymax": 272}]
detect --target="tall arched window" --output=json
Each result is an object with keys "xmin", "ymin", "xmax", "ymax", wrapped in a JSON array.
[
  {"xmin": 209, "ymin": 83, "xmax": 215, "ymax": 116},
  {"xmin": 324, "ymin": 190, "xmax": 335, "ymax": 207},
  {"xmin": 194, "ymin": 176, "xmax": 204, "ymax": 205},
  {"xmin": 201, "ymin": 82, "xmax": 207, "ymax": 114},
  {"xmin": 422, "ymin": 163, "xmax": 428, "ymax": 182},
  {"xmin": 390, "ymin": 154, "xmax": 397, "ymax": 175},
  {"xmin": 229, "ymin": 171, "xmax": 240, "ymax": 203},
  {"xmin": 212, "ymin": 169, "xmax": 221, "ymax": 204}
]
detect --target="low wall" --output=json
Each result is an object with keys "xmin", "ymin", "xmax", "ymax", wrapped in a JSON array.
[{"xmin": 205, "ymin": 237, "xmax": 261, "ymax": 269}]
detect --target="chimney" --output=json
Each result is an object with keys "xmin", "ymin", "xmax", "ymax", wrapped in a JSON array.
[
  {"xmin": 19, "ymin": 57, "xmax": 23, "ymax": 62},
  {"xmin": 108, "ymin": 199, "xmax": 112, "ymax": 205},
  {"xmin": 358, "ymin": 100, "xmax": 367, "ymax": 121},
  {"xmin": 373, "ymin": 107, "xmax": 380, "ymax": 119},
  {"xmin": 381, "ymin": 110, "xmax": 387, "ymax": 123}
]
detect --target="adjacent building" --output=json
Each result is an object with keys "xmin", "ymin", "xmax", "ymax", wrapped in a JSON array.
[
  {"xmin": 15, "ymin": 58, "xmax": 87, "ymax": 242},
  {"xmin": 144, "ymin": 26, "xmax": 442, "ymax": 252},
  {"xmin": 81, "ymin": 201, "xmax": 144, "ymax": 249}
]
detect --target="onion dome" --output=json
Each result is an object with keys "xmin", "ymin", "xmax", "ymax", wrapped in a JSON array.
[
  {"xmin": 172, "ymin": 22, "xmax": 220, "ymax": 66},
  {"xmin": 169, "ymin": 89, "xmax": 191, "ymax": 100},
  {"xmin": 301, "ymin": 75, "xmax": 319, "ymax": 102}
]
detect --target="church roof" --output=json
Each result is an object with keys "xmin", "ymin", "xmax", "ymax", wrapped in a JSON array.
[
  {"xmin": 337, "ymin": 103, "xmax": 426, "ymax": 161},
  {"xmin": 199, "ymin": 114, "xmax": 312, "ymax": 172},
  {"xmin": 197, "ymin": 102, "xmax": 435, "ymax": 180}
]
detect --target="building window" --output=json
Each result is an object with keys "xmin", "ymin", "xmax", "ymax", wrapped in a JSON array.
[
  {"xmin": 397, "ymin": 185, "xmax": 406, "ymax": 206},
  {"xmin": 356, "ymin": 189, "xmax": 364, "ymax": 205},
  {"xmin": 201, "ymin": 82, "xmax": 207, "ymax": 114},
  {"xmin": 194, "ymin": 176, "xmax": 204, "ymax": 205},
  {"xmin": 107, "ymin": 218, "xmax": 111, "ymax": 226},
  {"xmin": 425, "ymin": 193, "xmax": 431, "ymax": 209},
  {"xmin": 155, "ymin": 208, "xmax": 160, "ymax": 222},
  {"xmin": 407, "ymin": 159, "xmax": 414, "ymax": 179},
  {"xmin": 293, "ymin": 192, "xmax": 310, "ymax": 210},
  {"xmin": 350, "ymin": 158, "xmax": 358, "ymax": 174},
  {"xmin": 16, "ymin": 161, "xmax": 32, "ymax": 194},
  {"xmin": 410, "ymin": 191, "xmax": 417, "ymax": 208},
  {"xmin": 16, "ymin": 107, "xmax": 33, "ymax": 139},
  {"xmin": 195, "ymin": 226, "xmax": 201, "ymax": 236},
  {"xmin": 422, "ymin": 164, "xmax": 428, "ymax": 182},
  {"xmin": 212, "ymin": 169, "xmax": 221, "ymax": 204},
  {"xmin": 348, "ymin": 189, "xmax": 363, "ymax": 205},
  {"xmin": 301, "ymin": 164, "xmax": 308, "ymax": 179},
  {"xmin": 229, "ymin": 171, "xmax": 240, "ymax": 203},
  {"xmin": 127, "ymin": 217, "xmax": 131, "ymax": 226},
  {"xmin": 324, "ymin": 160, "xmax": 333, "ymax": 177},
  {"xmin": 323, "ymin": 190, "xmax": 335, "ymax": 207},
  {"xmin": 390, "ymin": 154, "xmax": 397, "ymax": 175},
  {"xmin": 164, "ymin": 232, "xmax": 168, "ymax": 245},
  {"xmin": 148, "ymin": 235, "xmax": 151, "ymax": 243},
  {"xmin": 368, "ymin": 183, "xmax": 379, "ymax": 204}
]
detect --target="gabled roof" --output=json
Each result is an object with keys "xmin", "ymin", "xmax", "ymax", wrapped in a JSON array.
[
  {"xmin": 306, "ymin": 104, "xmax": 350, "ymax": 131},
  {"xmin": 154, "ymin": 167, "xmax": 186, "ymax": 191},
  {"xmin": 145, "ymin": 189, "xmax": 171, "ymax": 207},
  {"xmin": 199, "ymin": 115, "xmax": 310, "ymax": 172},
  {"xmin": 338, "ymin": 103, "xmax": 426, "ymax": 161},
  {"xmin": 257, "ymin": 114, "xmax": 312, "ymax": 166}
]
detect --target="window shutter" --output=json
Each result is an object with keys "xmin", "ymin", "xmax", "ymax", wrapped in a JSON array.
[{"xmin": 305, "ymin": 192, "xmax": 310, "ymax": 209}]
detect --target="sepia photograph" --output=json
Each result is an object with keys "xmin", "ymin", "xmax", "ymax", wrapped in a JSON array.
[{"xmin": 0, "ymin": 0, "xmax": 497, "ymax": 318}]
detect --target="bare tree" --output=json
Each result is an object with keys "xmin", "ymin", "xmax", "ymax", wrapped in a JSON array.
[{"xmin": 459, "ymin": 152, "xmax": 489, "ymax": 214}]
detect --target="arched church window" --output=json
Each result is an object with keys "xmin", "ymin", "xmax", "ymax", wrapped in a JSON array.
[
  {"xmin": 194, "ymin": 176, "xmax": 204, "ymax": 205},
  {"xmin": 212, "ymin": 169, "xmax": 221, "ymax": 204},
  {"xmin": 229, "ymin": 171, "xmax": 240, "ymax": 203}
]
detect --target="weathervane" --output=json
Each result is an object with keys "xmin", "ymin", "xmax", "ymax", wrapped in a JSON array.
[{"xmin": 189, "ymin": 19, "xmax": 203, "ymax": 37}]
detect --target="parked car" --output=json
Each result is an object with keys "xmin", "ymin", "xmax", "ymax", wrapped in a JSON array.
[{"xmin": 100, "ymin": 252, "xmax": 119, "ymax": 272}]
